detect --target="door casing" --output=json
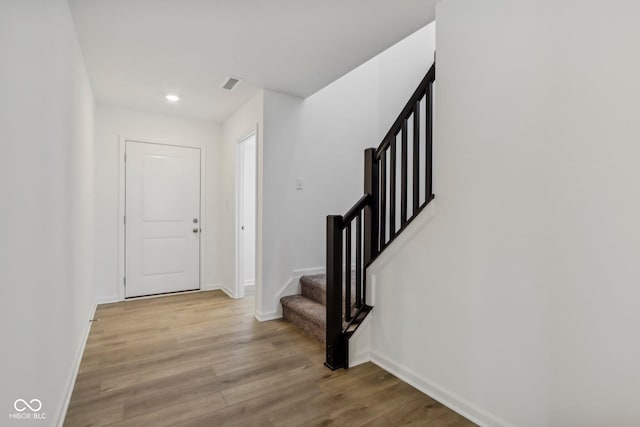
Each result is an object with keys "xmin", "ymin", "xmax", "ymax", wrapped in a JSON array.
[
  {"xmin": 118, "ymin": 136, "xmax": 207, "ymax": 302},
  {"xmin": 235, "ymin": 132, "xmax": 258, "ymax": 300}
]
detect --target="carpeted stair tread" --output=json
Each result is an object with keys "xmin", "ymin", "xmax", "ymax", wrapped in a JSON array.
[
  {"xmin": 300, "ymin": 273, "xmax": 357, "ymax": 305},
  {"xmin": 280, "ymin": 295, "xmax": 325, "ymax": 343},
  {"xmin": 281, "ymin": 295, "xmax": 325, "ymax": 325},
  {"xmin": 281, "ymin": 274, "xmax": 362, "ymax": 345},
  {"xmin": 300, "ymin": 274, "xmax": 328, "ymax": 304}
]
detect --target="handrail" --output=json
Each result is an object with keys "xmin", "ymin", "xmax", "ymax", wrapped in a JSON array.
[
  {"xmin": 376, "ymin": 64, "xmax": 436, "ymax": 157},
  {"xmin": 342, "ymin": 194, "xmax": 371, "ymax": 224},
  {"xmin": 325, "ymin": 62, "xmax": 436, "ymax": 370}
]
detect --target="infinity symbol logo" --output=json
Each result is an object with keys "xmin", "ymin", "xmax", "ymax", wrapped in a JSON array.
[{"xmin": 14, "ymin": 399, "xmax": 42, "ymax": 412}]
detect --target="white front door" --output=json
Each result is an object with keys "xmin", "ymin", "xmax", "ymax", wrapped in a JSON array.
[{"xmin": 125, "ymin": 141, "xmax": 201, "ymax": 298}]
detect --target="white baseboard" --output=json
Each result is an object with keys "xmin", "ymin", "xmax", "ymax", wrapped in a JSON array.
[
  {"xmin": 96, "ymin": 295, "xmax": 120, "ymax": 305},
  {"xmin": 202, "ymin": 283, "xmax": 222, "ymax": 291},
  {"xmin": 254, "ymin": 310, "xmax": 282, "ymax": 322},
  {"xmin": 349, "ymin": 351, "xmax": 371, "ymax": 369},
  {"xmin": 220, "ymin": 286, "xmax": 237, "ymax": 299},
  {"xmin": 370, "ymin": 350, "xmax": 512, "ymax": 427},
  {"xmin": 264, "ymin": 266, "xmax": 325, "ymax": 318},
  {"xmin": 255, "ymin": 267, "xmax": 325, "ymax": 322},
  {"xmin": 56, "ymin": 303, "xmax": 97, "ymax": 427},
  {"xmin": 98, "ymin": 285, "xmax": 224, "ymax": 305}
]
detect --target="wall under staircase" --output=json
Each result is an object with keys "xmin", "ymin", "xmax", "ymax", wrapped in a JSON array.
[{"xmin": 359, "ymin": 1, "xmax": 640, "ymax": 427}]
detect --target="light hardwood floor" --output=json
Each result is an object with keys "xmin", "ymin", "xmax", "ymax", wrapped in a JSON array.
[{"xmin": 65, "ymin": 291, "xmax": 476, "ymax": 427}]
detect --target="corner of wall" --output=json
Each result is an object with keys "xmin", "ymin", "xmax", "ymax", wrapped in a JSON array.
[
  {"xmin": 55, "ymin": 303, "xmax": 97, "ymax": 427},
  {"xmin": 220, "ymin": 285, "xmax": 238, "ymax": 299},
  {"xmin": 256, "ymin": 266, "xmax": 325, "ymax": 322},
  {"xmin": 202, "ymin": 283, "xmax": 222, "ymax": 291},
  {"xmin": 96, "ymin": 295, "xmax": 120, "ymax": 305}
]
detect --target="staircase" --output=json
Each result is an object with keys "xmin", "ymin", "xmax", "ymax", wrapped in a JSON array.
[
  {"xmin": 280, "ymin": 275, "xmax": 328, "ymax": 343},
  {"xmin": 280, "ymin": 62, "xmax": 436, "ymax": 370},
  {"xmin": 280, "ymin": 273, "xmax": 361, "ymax": 344}
]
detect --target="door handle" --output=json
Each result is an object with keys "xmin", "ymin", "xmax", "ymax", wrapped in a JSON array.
[{"xmin": 193, "ymin": 228, "xmax": 199, "ymax": 233}]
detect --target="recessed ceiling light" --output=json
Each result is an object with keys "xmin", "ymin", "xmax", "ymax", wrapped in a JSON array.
[{"xmin": 166, "ymin": 94, "xmax": 180, "ymax": 102}]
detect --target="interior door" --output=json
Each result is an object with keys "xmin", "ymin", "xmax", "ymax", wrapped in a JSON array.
[
  {"xmin": 125, "ymin": 141, "xmax": 201, "ymax": 298},
  {"xmin": 240, "ymin": 135, "xmax": 256, "ymax": 288}
]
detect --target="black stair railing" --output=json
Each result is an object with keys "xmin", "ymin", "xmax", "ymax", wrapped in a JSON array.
[{"xmin": 325, "ymin": 62, "xmax": 435, "ymax": 370}]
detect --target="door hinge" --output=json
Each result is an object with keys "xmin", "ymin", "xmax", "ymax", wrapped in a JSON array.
[
  {"xmin": 124, "ymin": 153, "xmax": 127, "ymax": 162},
  {"xmin": 124, "ymin": 216, "xmax": 126, "ymax": 225},
  {"xmin": 124, "ymin": 277, "xmax": 126, "ymax": 286}
]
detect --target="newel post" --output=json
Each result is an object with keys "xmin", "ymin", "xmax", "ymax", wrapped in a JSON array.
[{"xmin": 325, "ymin": 214, "xmax": 345, "ymax": 370}]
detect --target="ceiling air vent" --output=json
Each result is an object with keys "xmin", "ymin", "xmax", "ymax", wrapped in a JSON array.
[{"xmin": 221, "ymin": 77, "xmax": 241, "ymax": 91}]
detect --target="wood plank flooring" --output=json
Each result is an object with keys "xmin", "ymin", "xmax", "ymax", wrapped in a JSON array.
[{"xmin": 65, "ymin": 291, "xmax": 476, "ymax": 427}]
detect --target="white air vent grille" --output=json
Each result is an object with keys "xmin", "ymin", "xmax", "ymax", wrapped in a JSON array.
[{"xmin": 222, "ymin": 77, "xmax": 241, "ymax": 90}]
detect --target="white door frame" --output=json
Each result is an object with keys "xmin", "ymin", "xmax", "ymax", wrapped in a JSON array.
[
  {"xmin": 235, "ymin": 131, "xmax": 257, "ymax": 299},
  {"xmin": 118, "ymin": 136, "xmax": 207, "ymax": 301}
]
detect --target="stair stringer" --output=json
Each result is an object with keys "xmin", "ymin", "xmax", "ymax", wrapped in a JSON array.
[
  {"xmin": 347, "ymin": 308, "xmax": 373, "ymax": 367},
  {"xmin": 369, "ymin": 200, "xmax": 437, "ymax": 272},
  {"xmin": 345, "ymin": 201, "xmax": 437, "ymax": 365}
]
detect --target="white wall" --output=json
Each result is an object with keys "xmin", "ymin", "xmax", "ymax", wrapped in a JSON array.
[
  {"xmin": 0, "ymin": 0, "xmax": 96, "ymax": 424},
  {"xmin": 257, "ymin": 24, "xmax": 436, "ymax": 317},
  {"xmin": 94, "ymin": 106, "xmax": 223, "ymax": 301},
  {"xmin": 368, "ymin": 1, "xmax": 640, "ymax": 426},
  {"xmin": 220, "ymin": 92, "xmax": 264, "ymax": 300}
]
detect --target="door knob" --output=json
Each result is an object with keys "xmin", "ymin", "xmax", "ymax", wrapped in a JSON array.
[
  {"xmin": 193, "ymin": 218, "xmax": 198, "ymax": 223},
  {"xmin": 193, "ymin": 228, "xmax": 199, "ymax": 233}
]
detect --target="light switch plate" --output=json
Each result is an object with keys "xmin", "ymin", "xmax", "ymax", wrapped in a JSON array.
[{"xmin": 296, "ymin": 178, "xmax": 304, "ymax": 190}]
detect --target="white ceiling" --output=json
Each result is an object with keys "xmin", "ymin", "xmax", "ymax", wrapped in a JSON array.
[{"xmin": 68, "ymin": 0, "xmax": 437, "ymax": 122}]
